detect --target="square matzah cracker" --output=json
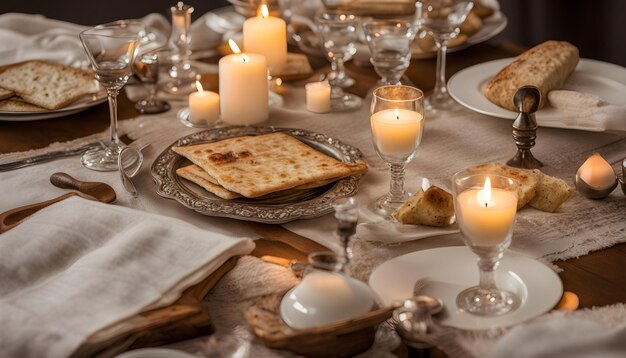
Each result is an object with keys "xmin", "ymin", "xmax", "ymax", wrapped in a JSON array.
[
  {"xmin": 172, "ymin": 132, "xmax": 367, "ymax": 198},
  {"xmin": 0, "ymin": 60, "xmax": 98, "ymax": 110}
]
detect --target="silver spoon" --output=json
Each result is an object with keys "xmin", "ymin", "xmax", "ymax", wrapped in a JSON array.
[{"xmin": 118, "ymin": 144, "xmax": 150, "ymax": 198}]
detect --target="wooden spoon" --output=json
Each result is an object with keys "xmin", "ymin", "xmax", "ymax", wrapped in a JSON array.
[{"xmin": 0, "ymin": 173, "xmax": 116, "ymax": 233}]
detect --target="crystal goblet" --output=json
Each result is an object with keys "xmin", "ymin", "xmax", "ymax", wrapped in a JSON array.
[
  {"xmin": 332, "ymin": 196, "xmax": 359, "ymax": 276},
  {"xmin": 133, "ymin": 50, "xmax": 170, "ymax": 114},
  {"xmin": 452, "ymin": 171, "xmax": 521, "ymax": 316},
  {"xmin": 79, "ymin": 20, "xmax": 145, "ymax": 171},
  {"xmin": 415, "ymin": 0, "xmax": 473, "ymax": 113},
  {"xmin": 315, "ymin": 11, "xmax": 362, "ymax": 110},
  {"xmin": 163, "ymin": 2, "xmax": 197, "ymax": 95},
  {"xmin": 363, "ymin": 19, "xmax": 414, "ymax": 86},
  {"xmin": 370, "ymin": 85, "xmax": 425, "ymax": 218}
]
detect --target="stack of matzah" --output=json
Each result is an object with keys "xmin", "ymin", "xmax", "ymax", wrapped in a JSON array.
[
  {"xmin": 173, "ymin": 132, "xmax": 368, "ymax": 199},
  {"xmin": 0, "ymin": 60, "xmax": 98, "ymax": 112}
]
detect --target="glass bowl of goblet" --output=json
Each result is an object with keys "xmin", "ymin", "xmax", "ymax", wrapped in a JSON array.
[
  {"xmin": 452, "ymin": 171, "xmax": 521, "ymax": 316},
  {"xmin": 363, "ymin": 18, "xmax": 415, "ymax": 86}
]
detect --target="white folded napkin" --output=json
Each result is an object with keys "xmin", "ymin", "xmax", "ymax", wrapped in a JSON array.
[
  {"xmin": 548, "ymin": 90, "xmax": 626, "ymax": 132},
  {"xmin": 0, "ymin": 197, "xmax": 254, "ymax": 358},
  {"xmin": 357, "ymin": 220, "xmax": 459, "ymax": 244},
  {"xmin": 489, "ymin": 315, "xmax": 626, "ymax": 358}
]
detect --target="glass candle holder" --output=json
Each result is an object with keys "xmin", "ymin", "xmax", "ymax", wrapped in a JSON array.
[
  {"xmin": 370, "ymin": 85, "xmax": 425, "ymax": 219},
  {"xmin": 452, "ymin": 171, "xmax": 520, "ymax": 316}
]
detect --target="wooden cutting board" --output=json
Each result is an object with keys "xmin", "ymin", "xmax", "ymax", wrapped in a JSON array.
[{"xmin": 73, "ymin": 223, "xmax": 329, "ymax": 357}]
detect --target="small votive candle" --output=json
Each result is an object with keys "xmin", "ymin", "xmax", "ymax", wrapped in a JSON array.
[
  {"xmin": 305, "ymin": 81, "xmax": 331, "ymax": 113},
  {"xmin": 577, "ymin": 153, "xmax": 616, "ymax": 189},
  {"xmin": 189, "ymin": 81, "xmax": 219, "ymax": 125}
]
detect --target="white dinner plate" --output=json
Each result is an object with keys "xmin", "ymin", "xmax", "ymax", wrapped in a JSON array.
[
  {"xmin": 448, "ymin": 57, "xmax": 626, "ymax": 131},
  {"xmin": 0, "ymin": 90, "xmax": 107, "ymax": 121},
  {"xmin": 369, "ymin": 246, "xmax": 563, "ymax": 330},
  {"xmin": 115, "ymin": 348, "xmax": 197, "ymax": 358}
]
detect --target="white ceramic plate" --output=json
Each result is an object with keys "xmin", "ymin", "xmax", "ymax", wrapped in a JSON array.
[
  {"xmin": 448, "ymin": 58, "xmax": 626, "ymax": 131},
  {"xmin": 0, "ymin": 90, "xmax": 107, "ymax": 121},
  {"xmin": 369, "ymin": 246, "xmax": 562, "ymax": 330}
]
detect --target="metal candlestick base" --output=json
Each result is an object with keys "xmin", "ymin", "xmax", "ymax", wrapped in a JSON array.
[{"xmin": 506, "ymin": 86, "xmax": 544, "ymax": 169}]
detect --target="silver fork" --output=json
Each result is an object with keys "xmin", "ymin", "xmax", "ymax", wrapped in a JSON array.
[{"xmin": 0, "ymin": 142, "xmax": 101, "ymax": 172}]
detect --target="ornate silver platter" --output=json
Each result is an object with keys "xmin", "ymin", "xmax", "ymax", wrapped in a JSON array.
[{"xmin": 151, "ymin": 126, "xmax": 366, "ymax": 224}]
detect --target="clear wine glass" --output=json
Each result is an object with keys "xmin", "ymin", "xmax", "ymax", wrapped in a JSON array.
[
  {"xmin": 315, "ymin": 11, "xmax": 362, "ymax": 110},
  {"xmin": 415, "ymin": 0, "xmax": 473, "ymax": 113},
  {"xmin": 79, "ymin": 20, "xmax": 145, "ymax": 171},
  {"xmin": 363, "ymin": 18, "xmax": 415, "ymax": 86},
  {"xmin": 452, "ymin": 171, "xmax": 521, "ymax": 316},
  {"xmin": 133, "ymin": 50, "xmax": 170, "ymax": 114},
  {"xmin": 370, "ymin": 85, "xmax": 425, "ymax": 218},
  {"xmin": 332, "ymin": 196, "xmax": 359, "ymax": 276},
  {"xmin": 163, "ymin": 2, "xmax": 197, "ymax": 95}
]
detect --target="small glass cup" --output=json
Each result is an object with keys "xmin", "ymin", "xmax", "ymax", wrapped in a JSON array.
[
  {"xmin": 363, "ymin": 19, "xmax": 415, "ymax": 86},
  {"xmin": 370, "ymin": 85, "xmax": 425, "ymax": 218},
  {"xmin": 163, "ymin": 2, "xmax": 197, "ymax": 95},
  {"xmin": 452, "ymin": 171, "xmax": 521, "ymax": 316},
  {"xmin": 315, "ymin": 11, "xmax": 362, "ymax": 111},
  {"xmin": 133, "ymin": 51, "xmax": 170, "ymax": 114}
]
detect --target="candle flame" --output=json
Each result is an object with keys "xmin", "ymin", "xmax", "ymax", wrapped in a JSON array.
[
  {"xmin": 228, "ymin": 39, "xmax": 241, "ymax": 54},
  {"xmin": 195, "ymin": 80, "xmax": 203, "ymax": 93},
  {"xmin": 260, "ymin": 4, "xmax": 269, "ymax": 18},
  {"xmin": 241, "ymin": 53, "xmax": 250, "ymax": 62},
  {"xmin": 276, "ymin": 77, "xmax": 282, "ymax": 86},
  {"xmin": 394, "ymin": 108, "xmax": 400, "ymax": 120},
  {"xmin": 477, "ymin": 177, "xmax": 492, "ymax": 208}
]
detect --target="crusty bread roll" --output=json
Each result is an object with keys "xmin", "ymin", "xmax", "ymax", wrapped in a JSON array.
[
  {"xmin": 483, "ymin": 41, "xmax": 579, "ymax": 111},
  {"xmin": 394, "ymin": 186, "xmax": 454, "ymax": 227},
  {"xmin": 528, "ymin": 173, "xmax": 573, "ymax": 213}
]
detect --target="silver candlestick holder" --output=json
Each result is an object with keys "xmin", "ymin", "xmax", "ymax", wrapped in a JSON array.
[
  {"xmin": 506, "ymin": 86, "xmax": 544, "ymax": 169},
  {"xmin": 163, "ymin": 1, "xmax": 197, "ymax": 95}
]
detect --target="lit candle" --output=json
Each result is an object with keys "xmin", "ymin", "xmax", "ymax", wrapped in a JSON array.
[
  {"xmin": 219, "ymin": 39, "xmax": 269, "ymax": 125},
  {"xmin": 188, "ymin": 81, "xmax": 219, "ymax": 125},
  {"xmin": 371, "ymin": 108, "xmax": 423, "ymax": 157},
  {"xmin": 243, "ymin": 4, "xmax": 287, "ymax": 74},
  {"xmin": 577, "ymin": 153, "xmax": 616, "ymax": 189},
  {"xmin": 305, "ymin": 81, "xmax": 331, "ymax": 113},
  {"xmin": 455, "ymin": 177, "xmax": 518, "ymax": 246}
]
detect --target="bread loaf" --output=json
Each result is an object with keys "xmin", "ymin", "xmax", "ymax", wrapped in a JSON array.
[
  {"xmin": 483, "ymin": 41, "xmax": 579, "ymax": 111},
  {"xmin": 394, "ymin": 186, "xmax": 455, "ymax": 227},
  {"xmin": 0, "ymin": 60, "xmax": 98, "ymax": 110}
]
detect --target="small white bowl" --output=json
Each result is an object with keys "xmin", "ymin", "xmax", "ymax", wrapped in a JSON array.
[{"xmin": 279, "ymin": 271, "xmax": 375, "ymax": 329}]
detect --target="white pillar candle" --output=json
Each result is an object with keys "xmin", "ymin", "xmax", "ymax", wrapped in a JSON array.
[
  {"xmin": 219, "ymin": 40, "xmax": 269, "ymax": 125},
  {"xmin": 577, "ymin": 153, "xmax": 616, "ymax": 189},
  {"xmin": 455, "ymin": 178, "xmax": 518, "ymax": 246},
  {"xmin": 243, "ymin": 4, "xmax": 287, "ymax": 74},
  {"xmin": 305, "ymin": 81, "xmax": 331, "ymax": 113},
  {"xmin": 188, "ymin": 81, "xmax": 219, "ymax": 125},
  {"xmin": 371, "ymin": 108, "xmax": 423, "ymax": 157}
]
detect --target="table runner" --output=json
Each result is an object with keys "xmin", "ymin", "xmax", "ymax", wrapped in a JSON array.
[{"xmin": 1, "ymin": 11, "xmax": 625, "ymax": 357}]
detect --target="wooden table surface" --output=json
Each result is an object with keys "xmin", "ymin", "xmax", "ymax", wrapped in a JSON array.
[{"xmin": 1, "ymin": 42, "xmax": 624, "ymax": 321}]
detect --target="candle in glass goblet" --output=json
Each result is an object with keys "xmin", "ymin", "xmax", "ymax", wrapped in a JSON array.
[
  {"xmin": 455, "ymin": 177, "xmax": 517, "ymax": 246},
  {"xmin": 371, "ymin": 108, "xmax": 423, "ymax": 158}
]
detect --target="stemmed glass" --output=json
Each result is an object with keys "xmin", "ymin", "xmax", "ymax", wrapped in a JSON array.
[
  {"xmin": 452, "ymin": 171, "xmax": 520, "ymax": 316},
  {"xmin": 163, "ymin": 2, "xmax": 197, "ymax": 95},
  {"xmin": 332, "ymin": 196, "xmax": 359, "ymax": 276},
  {"xmin": 363, "ymin": 19, "xmax": 415, "ymax": 86},
  {"xmin": 315, "ymin": 11, "xmax": 362, "ymax": 111},
  {"xmin": 370, "ymin": 85, "xmax": 425, "ymax": 218},
  {"xmin": 133, "ymin": 50, "xmax": 170, "ymax": 114},
  {"xmin": 79, "ymin": 20, "xmax": 145, "ymax": 171},
  {"xmin": 415, "ymin": 0, "xmax": 473, "ymax": 113}
]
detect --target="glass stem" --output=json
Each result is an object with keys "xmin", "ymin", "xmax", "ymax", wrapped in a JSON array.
[
  {"xmin": 434, "ymin": 39, "xmax": 448, "ymax": 97},
  {"xmin": 106, "ymin": 89, "xmax": 120, "ymax": 146},
  {"xmin": 334, "ymin": 58, "xmax": 346, "ymax": 83},
  {"xmin": 389, "ymin": 163, "xmax": 407, "ymax": 203},
  {"xmin": 147, "ymin": 83, "xmax": 157, "ymax": 103},
  {"xmin": 477, "ymin": 254, "xmax": 502, "ymax": 291}
]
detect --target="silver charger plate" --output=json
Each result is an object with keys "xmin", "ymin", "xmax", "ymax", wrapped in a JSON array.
[{"xmin": 151, "ymin": 126, "xmax": 366, "ymax": 224}]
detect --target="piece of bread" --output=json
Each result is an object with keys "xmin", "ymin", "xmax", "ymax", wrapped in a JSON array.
[
  {"xmin": 528, "ymin": 173, "xmax": 573, "ymax": 212},
  {"xmin": 172, "ymin": 132, "xmax": 368, "ymax": 198},
  {"xmin": 483, "ymin": 41, "xmax": 579, "ymax": 111},
  {"xmin": 472, "ymin": 2, "xmax": 495, "ymax": 19},
  {"xmin": 0, "ymin": 87, "xmax": 13, "ymax": 101},
  {"xmin": 394, "ymin": 186, "xmax": 455, "ymax": 227},
  {"xmin": 0, "ymin": 60, "xmax": 98, "ymax": 110},
  {"xmin": 466, "ymin": 163, "xmax": 541, "ymax": 209},
  {"xmin": 177, "ymin": 164, "xmax": 242, "ymax": 200},
  {"xmin": 460, "ymin": 11, "xmax": 483, "ymax": 37},
  {"xmin": 0, "ymin": 99, "xmax": 46, "ymax": 112}
]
